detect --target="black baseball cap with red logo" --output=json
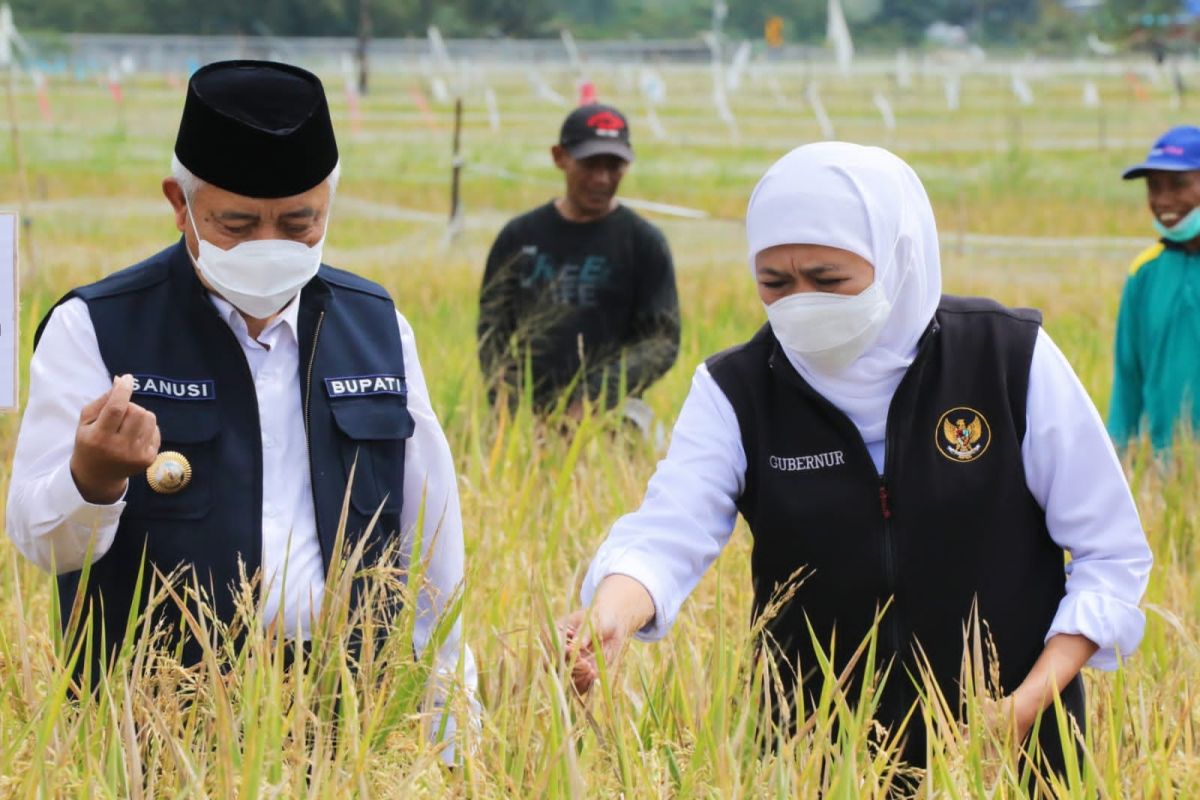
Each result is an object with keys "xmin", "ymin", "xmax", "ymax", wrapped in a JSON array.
[{"xmin": 559, "ymin": 103, "xmax": 634, "ymax": 162}]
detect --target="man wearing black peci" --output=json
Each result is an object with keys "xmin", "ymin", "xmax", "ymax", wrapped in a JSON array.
[{"xmin": 6, "ymin": 60, "xmax": 475, "ymax": 759}]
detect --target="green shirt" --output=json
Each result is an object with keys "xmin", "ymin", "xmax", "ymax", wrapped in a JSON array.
[{"xmin": 1108, "ymin": 241, "xmax": 1200, "ymax": 449}]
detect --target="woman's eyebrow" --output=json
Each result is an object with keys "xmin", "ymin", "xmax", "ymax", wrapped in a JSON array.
[{"xmin": 797, "ymin": 263, "xmax": 841, "ymax": 276}]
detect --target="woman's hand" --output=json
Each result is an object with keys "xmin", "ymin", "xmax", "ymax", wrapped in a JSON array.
[
  {"xmin": 979, "ymin": 694, "xmax": 1036, "ymax": 745},
  {"xmin": 978, "ymin": 633, "xmax": 1098, "ymax": 746},
  {"xmin": 557, "ymin": 574, "xmax": 655, "ymax": 695}
]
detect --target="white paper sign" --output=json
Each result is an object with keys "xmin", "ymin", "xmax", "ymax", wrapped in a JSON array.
[{"xmin": 0, "ymin": 212, "xmax": 17, "ymax": 410}]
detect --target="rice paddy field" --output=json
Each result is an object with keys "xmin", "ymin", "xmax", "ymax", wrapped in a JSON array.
[{"xmin": 0, "ymin": 56, "xmax": 1198, "ymax": 797}]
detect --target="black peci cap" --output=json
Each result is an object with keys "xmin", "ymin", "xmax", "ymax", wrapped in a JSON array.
[
  {"xmin": 559, "ymin": 103, "xmax": 634, "ymax": 162},
  {"xmin": 174, "ymin": 60, "xmax": 339, "ymax": 199}
]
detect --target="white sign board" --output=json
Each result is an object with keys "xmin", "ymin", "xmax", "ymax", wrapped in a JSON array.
[{"xmin": 0, "ymin": 212, "xmax": 16, "ymax": 410}]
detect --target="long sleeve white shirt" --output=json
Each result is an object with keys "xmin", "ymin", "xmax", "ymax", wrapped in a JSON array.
[
  {"xmin": 6, "ymin": 292, "xmax": 477, "ymax": 751},
  {"xmin": 582, "ymin": 328, "xmax": 1153, "ymax": 671}
]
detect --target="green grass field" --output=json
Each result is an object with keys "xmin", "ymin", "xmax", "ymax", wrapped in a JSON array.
[{"xmin": 0, "ymin": 61, "xmax": 1196, "ymax": 797}]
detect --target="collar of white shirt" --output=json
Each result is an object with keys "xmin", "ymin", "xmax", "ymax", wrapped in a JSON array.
[{"xmin": 208, "ymin": 293, "xmax": 301, "ymax": 350}]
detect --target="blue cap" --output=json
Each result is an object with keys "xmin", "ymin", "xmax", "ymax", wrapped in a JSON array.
[{"xmin": 1123, "ymin": 125, "xmax": 1200, "ymax": 179}]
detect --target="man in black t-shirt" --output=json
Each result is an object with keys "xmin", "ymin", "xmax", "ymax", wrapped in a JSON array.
[{"xmin": 477, "ymin": 104, "xmax": 680, "ymax": 417}]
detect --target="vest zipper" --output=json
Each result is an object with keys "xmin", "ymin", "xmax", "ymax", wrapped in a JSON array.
[
  {"xmin": 304, "ymin": 311, "xmax": 327, "ymax": 562},
  {"xmin": 875, "ymin": 325, "xmax": 938, "ymax": 679},
  {"xmin": 878, "ymin": 481, "xmax": 902, "ymax": 656},
  {"xmin": 769, "ymin": 321, "xmax": 940, "ymax": 683}
]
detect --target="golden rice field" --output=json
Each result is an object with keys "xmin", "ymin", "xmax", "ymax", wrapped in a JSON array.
[{"xmin": 0, "ymin": 59, "xmax": 1196, "ymax": 797}]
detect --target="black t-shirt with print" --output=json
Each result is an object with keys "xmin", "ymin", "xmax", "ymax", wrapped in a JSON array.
[{"xmin": 477, "ymin": 201, "xmax": 680, "ymax": 410}]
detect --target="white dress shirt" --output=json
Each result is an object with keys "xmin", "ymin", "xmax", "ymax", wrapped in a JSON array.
[
  {"xmin": 582, "ymin": 328, "xmax": 1153, "ymax": 671},
  {"xmin": 7, "ymin": 291, "xmax": 477, "ymax": 751}
]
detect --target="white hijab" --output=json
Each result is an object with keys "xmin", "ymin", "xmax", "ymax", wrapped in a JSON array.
[{"xmin": 745, "ymin": 142, "xmax": 942, "ymax": 443}]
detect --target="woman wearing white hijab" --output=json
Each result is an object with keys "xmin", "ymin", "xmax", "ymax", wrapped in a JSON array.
[{"xmin": 562, "ymin": 143, "xmax": 1152, "ymax": 774}]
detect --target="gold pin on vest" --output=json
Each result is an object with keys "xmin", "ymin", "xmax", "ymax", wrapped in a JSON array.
[{"xmin": 146, "ymin": 451, "xmax": 193, "ymax": 494}]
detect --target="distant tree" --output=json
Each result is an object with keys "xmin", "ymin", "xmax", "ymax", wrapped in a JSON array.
[{"xmin": 7, "ymin": 0, "xmax": 1080, "ymax": 47}]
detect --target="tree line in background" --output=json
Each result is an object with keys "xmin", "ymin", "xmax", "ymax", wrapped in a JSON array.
[{"xmin": 9, "ymin": 0, "xmax": 1185, "ymax": 48}]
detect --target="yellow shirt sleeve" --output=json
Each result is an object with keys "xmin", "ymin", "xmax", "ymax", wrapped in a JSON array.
[{"xmin": 1129, "ymin": 242, "xmax": 1165, "ymax": 276}]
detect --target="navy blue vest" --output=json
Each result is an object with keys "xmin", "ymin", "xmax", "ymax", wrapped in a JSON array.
[
  {"xmin": 35, "ymin": 241, "xmax": 414, "ymax": 676},
  {"xmin": 707, "ymin": 296, "xmax": 1083, "ymax": 772}
]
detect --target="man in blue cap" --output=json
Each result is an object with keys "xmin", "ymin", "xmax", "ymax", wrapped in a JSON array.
[{"xmin": 1110, "ymin": 125, "xmax": 1200, "ymax": 451}]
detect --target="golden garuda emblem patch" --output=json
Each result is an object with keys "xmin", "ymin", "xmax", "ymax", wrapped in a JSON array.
[{"xmin": 936, "ymin": 407, "xmax": 991, "ymax": 463}]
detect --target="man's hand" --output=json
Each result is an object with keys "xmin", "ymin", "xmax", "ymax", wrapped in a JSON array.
[
  {"xmin": 70, "ymin": 374, "xmax": 161, "ymax": 504},
  {"xmin": 556, "ymin": 574, "xmax": 655, "ymax": 695}
]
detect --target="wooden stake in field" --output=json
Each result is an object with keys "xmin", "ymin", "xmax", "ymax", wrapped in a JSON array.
[
  {"xmin": 447, "ymin": 97, "xmax": 464, "ymax": 243},
  {"xmin": 356, "ymin": 0, "xmax": 371, "ymax": 96}
]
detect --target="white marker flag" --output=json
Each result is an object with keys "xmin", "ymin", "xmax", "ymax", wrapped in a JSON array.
[
  {"xmin": 1082, "ymin": 81, "xmax": 1101, "ymax": 109},
  {"xmin": 427, "ymin": 26, "xmax": 451, "ymax": 71},
  {"xmin": 646, "ymin": 105, "xmax": 667, "ymax": 140},
  {"xmin": 0, "ymin": 4, "xmax": 19, "ymax": 68},
  {"xmin": 765, "ymin": 73, "xmax": 788, "ymax": 108},
  {"xmin": 639, "ymin": 68, "xmax": 666, "ymax": 105},
  {"xmin": 727, "ymin": 40, "xmax": 751, "ymax": 91},
  {"xmin": 0, "ymin": 212, "xmax": 17, "ymax": 410},
  {"xmin": 712, "ymin": 0, "xmax": 729, "ymax": 30},
  {"xmin": 484, "ymin": 87, "xmax": 501, "ymax": 132},
  {"xmin": 1086, "ymin": 33, "xmax": 1117, "ymax": 57},
  {"xmin": 1011, "ymin": 72, "xmax": 1034, "ymax": 106},
  {"xmin": 617, "ymin": 64, "xmax": 635, "ymax": 94},
  {"xmin": 944, "ymin": 74, "xmax": 961, "ymax": 111},
  {"xmin": 560, "ymin": 29, "xmax": 582, "ymax": 75},
  {"xmin": 826, "ymin": 0, "xmax": 854, "ymax": 76},
  {"xmin": 873, "ymin": 91, "xmax": 896, "ymax": 131},
  {"xmin": 713, "ymin": 81, "xmax": 738, "ymax": 136},
  {"xmin": 527, "ymin": 70, "xmax": 566, "ymax": 107},
  {"xmin": 701, "ymin": 32, "xmax": 737, "ymax": 138},
  {"xmin": 806, "ymin": 82, "xmax": 835, "ymax": 139},
  {"xmin": 895, "ymin": 49, "xmax": 912, "ymax": 89},
  {"xmin": 430, "ymin": 76, "xmax": 450, "ymax": 104}
]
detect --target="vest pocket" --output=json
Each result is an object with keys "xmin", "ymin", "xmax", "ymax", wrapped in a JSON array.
[
  {"xmin": 123, "ymin": 401, "xmax": 220, "ymax": 521},
  {"xmin": 328, "ymin": 397, "xmax": 415, "ymax": 517}
]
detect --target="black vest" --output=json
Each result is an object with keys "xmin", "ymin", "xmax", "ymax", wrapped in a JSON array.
[
  {"xmin": 35, "ymin": 241, "xmax": 414, "ymax": 675},
  {"xmin": 707, "ymin": 295, "xmax": 1082, "ymax": 767}
]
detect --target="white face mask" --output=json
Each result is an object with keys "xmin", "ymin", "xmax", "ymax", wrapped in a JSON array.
[
  {"xmin": 764, "ymin": 281, "xmax": 892, "ymax": 374},
  {"xmin": 185, "ymin": 201, "xmax": 325, "ymax": 319}
]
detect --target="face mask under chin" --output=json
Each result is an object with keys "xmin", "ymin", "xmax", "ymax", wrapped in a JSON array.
[{"xmin": 1154, "ymin": 206, "xmax": 1200, "ymax": 243}]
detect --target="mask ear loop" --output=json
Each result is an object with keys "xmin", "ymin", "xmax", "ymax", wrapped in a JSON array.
[{"xmin": 182, "ymin": 195, "xmax": 206, "ymax": 262}]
